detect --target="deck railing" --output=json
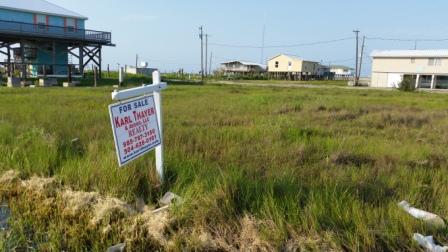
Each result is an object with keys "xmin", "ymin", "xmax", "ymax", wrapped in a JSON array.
[{"xmin": 0, "ymin": 19, "xmax": 111, "ymax": 44}]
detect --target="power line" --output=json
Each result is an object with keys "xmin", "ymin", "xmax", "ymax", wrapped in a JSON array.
[
  {"xmin": 260, "ymin": 24, "xmax": 266, "ymax": 64},
  {"xmin": 328, "ymin": 58, "xmax": 356, "ymax": 63},
  {"xmin": 209, "ymin": 37, "xmax": 354, "ymax": 49},
  {"xmin": 366, "ymin": 37, "xmax": 448, "ymax": 42}
]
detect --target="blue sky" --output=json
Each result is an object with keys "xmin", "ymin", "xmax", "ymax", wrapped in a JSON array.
[{"xmin": 12, "ymin": 1, "xmax": 448, "ymax": 75}]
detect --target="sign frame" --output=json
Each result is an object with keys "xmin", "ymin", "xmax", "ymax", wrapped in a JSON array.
[
  {"xmin": 109, "ymin": 95, "xmax": 161, "ymax": 167},
  {"xmin": 110, "ymin": 71, "xmax": 167, "ymax": 181}
]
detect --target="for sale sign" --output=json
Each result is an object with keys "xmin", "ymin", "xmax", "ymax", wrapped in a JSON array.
[{"xmin": 109, "ymin": 95, "xmax": 161, "ymax": 166}]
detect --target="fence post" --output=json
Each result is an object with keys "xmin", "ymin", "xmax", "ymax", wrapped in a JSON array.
[{"xmin": 153, "ymin": 71, "xmax": 164, "ymax": 182}]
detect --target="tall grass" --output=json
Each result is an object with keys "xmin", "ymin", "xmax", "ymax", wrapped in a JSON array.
[{"xmin": 1, "ymin": 84, "xmax": 448, "ymax": 250}]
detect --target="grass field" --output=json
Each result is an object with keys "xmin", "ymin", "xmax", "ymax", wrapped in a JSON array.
[
  {"xmin": 1, "ymin": 83, "xmax": 448, "ymax": 251},
  {"xmin": 212, "ymin": 79, "xmax": 349, "ymax": 87}
]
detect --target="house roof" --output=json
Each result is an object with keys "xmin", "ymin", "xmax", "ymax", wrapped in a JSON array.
[
  {"xmin": 268, "ymin": 54, "xmax": 319, "ymax": 63},
  {"xmin": 0, "ymin": 0, "xmax": 88, "ymax": 20},
  {"xmin": 330, "ymin": 65, "xmax": 354, "ymax": 70},
  {"xmin": 221, "ymin": 61, "xmax": 266, "ymax": 68},
  {"xmin": 371, "ymin": 49, "xmax": 448, "ymax": 58},
  {"xmin": 268, "ymin": 54, "xmax": 302, "ymax": 61}
]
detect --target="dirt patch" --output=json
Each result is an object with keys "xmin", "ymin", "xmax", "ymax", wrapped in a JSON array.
[
  {"xmin": 61, "ymin": 189, "xmax": 100, "ymax": 216},
  {"xmin": 21, "ymin": 176, "xmax": 60, "ymax": 197},
  {"xmin": 214, "ymin": 117, "xmax": 254, "ymax": 127},
  {"xmin": 274, "ymin": 104, "xmax": 302, "ymax": 115},
  {"xmin": 284, "ymin": 229, "xmax": 341, "ymax": 252},
  {"xmin": 0, "ymin": 170, "xmax": 343, "ymax": 251},
  {"xmin": 237, "ymin": 215, "xmax": 274, "ymax": 251},
  {"xmin": 330, "ymin": 152, "xmax": 375, "ymax": 167},
  {"xmin": 0, "ymin": 170, "xmax": 20, "ymax": 188},
  {"xmin": 407, "ymin": 153, "xmax": 448, "ymax": 169},
  {"xmin": 90, "ymin": 197, "xmax": 137, "ymax": 227},
  {"xmin": 377, "ymin": 113, "xmax": 431, "ymax": 128}
]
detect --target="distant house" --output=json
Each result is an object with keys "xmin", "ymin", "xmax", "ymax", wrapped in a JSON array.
[
  {"xmin": 220, "ymin": 61, "xmax": 266, "ymax": 76},
  {"xmin": 126, "ymin": 66, "xmax": 157, "ymax": 76},
  {"xmin": 267, "ymin": 54, "xmax": 320, "ymax": 80},
  {"xmin": 371, "ymin": 49, "xmax": 448, "ymax": 89},
  {"xmin": 330, "ymin": 65, "xmax": 354, "ymax": 78},
  {"xmin": 126, "ymin": 63, "xmax": 157, "ymax": 76},
  {"xmin": 317, "ymin": 64, "xmax": 334, "ymax": 79},
  {"xmin": 0, "ymin": 0, "xmax": 113, "ymax": 78}
]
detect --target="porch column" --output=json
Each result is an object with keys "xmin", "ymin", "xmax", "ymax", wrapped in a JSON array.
[
  {"xmin": 7, "ymin": 44, "xmax": 11, "ymax": 77},
  {"xmin": 20, "ymin": 42, "xmax": 26, "ymax": 79},
  {"xmin": 98, "ymin": 45, "xmax": 102, "ymax": 79},
  {"xmin": 430, "ymin": 74, "xmax": 436, "ymax": 89},
  {"xmin": 415, "ymin": 74, "xmax": 420, "ymax": 89},
  {"xmin": 52, "ymin": 41, "xmax": 56, "ymax": 75}
]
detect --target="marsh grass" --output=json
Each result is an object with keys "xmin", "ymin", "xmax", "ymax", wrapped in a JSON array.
[{"xmin": 0, "ymin": 84, "xmax": 448, "ymax": 250}]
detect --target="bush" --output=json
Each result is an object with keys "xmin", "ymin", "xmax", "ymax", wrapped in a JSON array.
[{"xmin": 398, "ymin": 76, "xmax": 416, "ymax": 92}]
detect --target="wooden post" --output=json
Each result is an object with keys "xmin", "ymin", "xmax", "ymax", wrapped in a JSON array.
[
  {"xmin": 107, "ymin": 64, "xmax": 110, "ymax": 78},
  {"xmin": 93, "ymin": 66, "xmax": 98, "ymax": 87},
  {"xmin": 68, "ymin": 65, "xmax": 72, "ymax": 83},
  {"xmin": 79, "ymin": 46, "xmax": 84, "ymax": 76}
]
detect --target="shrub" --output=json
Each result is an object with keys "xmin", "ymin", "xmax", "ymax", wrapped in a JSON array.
[{"xmin": 398, "ymin": 76, "xmax": 416, "ymax": 92}]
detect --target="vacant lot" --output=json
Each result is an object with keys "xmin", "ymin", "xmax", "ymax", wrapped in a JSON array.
[{"xmin": 1, "ymin": 84, "xmax": 448, "ymax": 251}]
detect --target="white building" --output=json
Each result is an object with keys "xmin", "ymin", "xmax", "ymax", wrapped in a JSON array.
[
  {"xmin": 330, "ymin": 65, "xmax": 354, "ymax": 78},
  {"xmin": 371, "ymin": 49, "xmax": 448, "ymax": 89},
  {"xmin": 220, "ymin": 61, "xmax": 266, "ymax": 75},
  {"xmin": 126, "ymin": 65, "xmax": 157, "ymax": 76}
]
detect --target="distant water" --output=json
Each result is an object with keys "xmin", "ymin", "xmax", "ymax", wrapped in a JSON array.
[{"xmin": 0, "ymin": 202, "xmax": 10, "ymax": 231}]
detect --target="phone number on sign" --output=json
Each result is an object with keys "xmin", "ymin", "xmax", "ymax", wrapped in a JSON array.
[{"xmin": 122, "ymin": 129, "xmax": 157, "ymax": 155}]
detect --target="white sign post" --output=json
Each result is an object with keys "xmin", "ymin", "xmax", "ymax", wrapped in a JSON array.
[{"xmin": 110, "ymin": 71, "xmax": 167, "ymax": 181}]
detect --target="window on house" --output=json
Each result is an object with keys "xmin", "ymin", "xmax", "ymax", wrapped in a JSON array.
[
  {"xmin": 428, "ymin": 58, "xmax": 442, "ymax": 66},
  {"xmin": 288, "ymin": 61, "xmax": 292, "ymax": 67},
  {"xmin": 66, "ymin": 18, "xmax": 76, "ymax": 32},
  {"xmin": 275, "ymin": 61, "xmax": 279, "ymax": 68},
  {"xmin": 36, "ymin": 14, "xmax": 46, "ymax": 29},
  {"xmin": 411, "ymin": 58, "xmax": 415, "ymax": 64}
]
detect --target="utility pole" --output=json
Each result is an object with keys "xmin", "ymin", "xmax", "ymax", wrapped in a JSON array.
[
  {"xmin": 209, "ymin": 51, "xmax": 213, "ymax": 76},
  {"xmin": 135, "ymin": 54, "xmax": 138, "ymax": 68},
  {"xmin": 414, "ymin": 40, "xmax": 418, "ymax": 50},
  {"xmin": 353, "ymin": 30, "xmax": 360, "ymax": 86},
  {"xmin": 205, "ymin": 34, "xmax": 209, "ymax": 78},
  {"xmin": 199, "ymin": 26, "xmax": 204, "ymax": 80},
  {"xmin": 358, "ymin": 36, "xmax": 366, "ymax": 84}
]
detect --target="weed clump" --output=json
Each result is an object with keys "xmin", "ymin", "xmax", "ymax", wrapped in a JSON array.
[
  {"xmin": 398, "ymin": 76, "xmax": 416, "ymax": 92},
  {"xmin": 380, "ymin": 113, "xmax": 430, "ymax": 128}
]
